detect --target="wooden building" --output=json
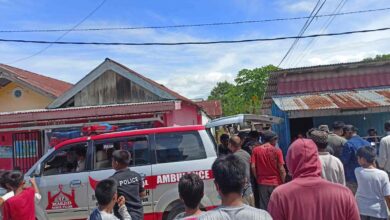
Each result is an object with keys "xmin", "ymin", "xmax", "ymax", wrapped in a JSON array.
[{"xmin": 0, "ymin": 58, "xmax": 210, "ymax": 171}]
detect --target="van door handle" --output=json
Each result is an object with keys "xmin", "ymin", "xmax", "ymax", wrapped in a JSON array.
[{"xmin": 70, "ymin": 180, "xmax": 82, "ymax": 188}]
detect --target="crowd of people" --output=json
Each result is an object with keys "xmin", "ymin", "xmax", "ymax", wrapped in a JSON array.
[
  {"xmin": 2, "ymin": 121, "xmax": 390, "ymax": 220},
  {"xmin": 203, "ymin": 121, "xmax": 390, "ymax": 220}
]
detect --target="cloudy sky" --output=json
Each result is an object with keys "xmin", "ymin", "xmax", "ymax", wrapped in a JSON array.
[{"xmin": 0, "ymin": 0, "xmax": 389, "ymax": 99}]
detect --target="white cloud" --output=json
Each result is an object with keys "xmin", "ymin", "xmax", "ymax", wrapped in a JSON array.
[
  {"xmin": 283, "ymin": 0, "xmax": 317, "ymax": 13},
  {"xmin": 158, "ymin": 71, "xmax": 235, "ymax": 99},
  {"xmin": 1, "ymin": 0, "xmax": 390, "ymax": 99}
]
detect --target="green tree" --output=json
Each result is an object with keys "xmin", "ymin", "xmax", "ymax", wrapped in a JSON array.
[
  {"xmin": 208, "ymin": 81, "xmax": 235, "ymax": 100},
  {"xmin": 235, "ymin": 65, "xmax": 279, "ymax": 114},
  {"xmin": 363, "ymin": 54, "xmax": 390, "ymax": 62},
  {"xmin": 208, "ymin": 81, "xmax": 243, "ymax": 116},
  {"xmin": 208, "ymin": 65, "xmax": 279, "ymax": 116}
]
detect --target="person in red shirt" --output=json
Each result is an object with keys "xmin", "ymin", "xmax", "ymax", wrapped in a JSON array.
[
  {"xmin": 250, "ymin": 130, "xmax": 286, "ymax": 210},
  {"xmin": 268, "ymin": 138, "xmax": 360, "ymax": 220},
  {"xmin": 2, "ymin": 170, "xmax": 40, "ymax": 220}
]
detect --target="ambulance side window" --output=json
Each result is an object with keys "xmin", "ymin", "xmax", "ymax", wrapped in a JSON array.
[
  {"xmin": 43, "ymin": 143, "xmax": 89, "ymax": 176},
  {"xmin": 155, "ymin": 131, "xmax": 206, "ymax": 163},
  {"xmin": 94, "ymin": 136, "xmax": 150, "ymax": 170}
]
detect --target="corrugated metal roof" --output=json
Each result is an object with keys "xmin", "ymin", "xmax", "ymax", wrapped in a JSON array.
[
  {"xmin": 0, "ymin": 63, "xmax": 73, "ymax": 97},
  {"xmin": 195, "ymin": 100, "xmax": 222, "ymax": 118},
  {"xmin": 273, "ymin": 59, "xmax": 390, "ymax": 75},
  {"xmin": 273, "ymin": 88, "xmax": 390, "ymax": 111},
  {"xmin": 277, "ymin": 70, "xmax": 390, "ymax": 95},
  {"xmin": 0, "ymin": 100, "xmax": 177, "ymax": 124},
  {"xmin": 261, "ymin": 60, "xmax": 390, "ymax": 114}
]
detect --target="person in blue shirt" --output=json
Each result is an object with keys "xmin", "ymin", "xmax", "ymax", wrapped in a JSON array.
[{"xmin": 340, "ymin": 125, "xmax": 370, "ymax": 194}]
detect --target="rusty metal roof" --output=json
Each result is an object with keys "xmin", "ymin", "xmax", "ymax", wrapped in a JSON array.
[
  {"xmin": 0, "ymin": 100, "xmax": 177, "ymax": 124},
  {"xmin": 273, "ymin": 88, "xmax": 390, "ymax": 111},
  {"xmin": 195, "ymin": 100, "xmax": 222, "ymax": 118},
  {"xmin": 261, "ymin": 60, "xmax": 390, "ymax": 115},
  {"xmin": 0, "ymin": 63, "xmax": 73, "ymax": 98}
]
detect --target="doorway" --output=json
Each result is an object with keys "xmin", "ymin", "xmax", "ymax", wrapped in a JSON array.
[{"xmin": 289, "ymin": 117, "xmax": 314, "ymax": 141}]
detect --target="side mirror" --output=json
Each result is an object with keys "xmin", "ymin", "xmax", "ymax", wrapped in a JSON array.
[{"xmin": 34, "ymin": 163, "xmax": 42, "ymax": 177}]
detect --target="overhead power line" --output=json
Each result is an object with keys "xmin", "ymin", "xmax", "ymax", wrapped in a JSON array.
[
  {"xmin": 0, "ymin": 27, "xmax": 389, "ymax": 46},
  {"xmin": 278, "ymin": 0, "xmax": 326, "ymax": 67},
  {"xmin": 9, "ymin": 0, "xmax": 107, "ymax": 64},
  {"xmin": 0, "ymin": 7, "xmax": 389, "ymax": 33},
  {"xmin": 293, "ymin": 0, "xmax": 348, "ymax": 67}
]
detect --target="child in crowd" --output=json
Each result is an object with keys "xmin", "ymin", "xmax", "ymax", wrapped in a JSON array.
[
  {"xmin": 0, "ymin": 171, "xmax": 12, "ymax": 219},
  {"xmin": 2, "ymin": 170, "xmax": 41, "ymax": 220},
  {"xmin": 175, "ymin": 173, "xmax": 205, "ymax": 219},
  {"xmin": 110, "ymin": 150, "xmax": 145, "ymax": 220},
  {"xmin": 356, "ymin": 146, "xmax": 390, "ymax": 220},
  {"xmin": 89, "ymin": 178, "xmax": 132, "ymax": 220},
  {"xmin": 0, "ymin": 171, "xmax": 13, "ymax": 205}
]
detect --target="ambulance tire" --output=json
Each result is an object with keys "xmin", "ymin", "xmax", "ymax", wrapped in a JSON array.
[{"xmin": 166, "ymin": 204, "xmax": 185, "ymax": 220}]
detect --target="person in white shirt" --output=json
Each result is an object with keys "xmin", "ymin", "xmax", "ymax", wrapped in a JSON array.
[
  {"xmin": 378, "ymin": 121, "xmax": 390, "ymax": 174},
  {"xmin": 308, "ymin": 129, "xmax": 346, "ymax": 185},
  {"xmin": 356, "ymin": 146, "xmax": 390, "ymax": 220},
  {"xmin": 88, "ymin": 179, "xmax": 131, "ymax": 220}
]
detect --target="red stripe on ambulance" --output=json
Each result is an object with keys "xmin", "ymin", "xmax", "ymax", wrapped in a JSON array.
[{"xmin": 89, "ymin": 170, "xmax": 213, "ymax": 190}]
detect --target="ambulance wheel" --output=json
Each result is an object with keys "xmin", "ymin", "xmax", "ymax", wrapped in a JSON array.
[{"xmin": 166, "ymin": 204, "xmax": 185, "ymax": 220}]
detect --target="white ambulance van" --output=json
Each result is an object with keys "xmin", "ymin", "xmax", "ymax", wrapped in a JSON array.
[
  {"xmin": 24, "ymin": 114, "xmax": 281, "ymax": 220},
  {"xmin": 26, "ymin": 125, "xmax": 218, "ymax": 220}
]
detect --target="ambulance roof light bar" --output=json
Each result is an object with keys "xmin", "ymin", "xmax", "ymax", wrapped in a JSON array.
[{"xmin": 81, "ymin": 123, "xmax": 118, "ymax": 136}]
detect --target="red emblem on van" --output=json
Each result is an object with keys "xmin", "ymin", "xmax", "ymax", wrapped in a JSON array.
[{"xmin": 46, "ymin": 184, "xmax": 79, "ymax": 210}]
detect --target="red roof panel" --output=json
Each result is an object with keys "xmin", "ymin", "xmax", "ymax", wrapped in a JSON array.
[
  {"xmin": 277, "ymin": 70, "xmax": 390, "ymax": 95},
  {"xmin": 195, "ymin": 100, "xmax": 223, "ymax": 118},
  {"xmin": 0, "ymin": 64, "xmax": 73, "ymax": 97},
  {"xmin": 0, "ymin": 101, "xmax": 176, "ymax": 124}
]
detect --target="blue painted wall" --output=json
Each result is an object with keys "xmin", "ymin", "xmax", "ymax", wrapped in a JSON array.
[
  {"xmin": 271, "ymin": 103, "xmax": 291, "ymax": 155},
  {"xmin": 313, "ymin": 112, "xmax": 390, "ymax": 138}
]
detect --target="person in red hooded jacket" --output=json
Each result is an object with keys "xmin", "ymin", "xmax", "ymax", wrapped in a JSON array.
[{"xmin": 268, "ymin": 138, "xmax": 359, "ymax": 220}]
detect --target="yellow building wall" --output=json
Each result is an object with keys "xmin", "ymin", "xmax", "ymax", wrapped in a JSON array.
[{"xmin": 0, "ymin": 82, "xmax": 54, "ymax": 112}]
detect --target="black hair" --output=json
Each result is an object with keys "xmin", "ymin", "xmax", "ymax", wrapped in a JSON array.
[
  {"xmin": 368, "ymin": 128, "xmax": 377, "ymax": 134},
  {"xmin": 112, "ymin": 150, "xmax": 131, "ymax": 165},
  {"xmin": 212, "ymin": 154, "xmax": 246, "ymax": 195},
  {"xmin": 95, "ymin": 179, "xmax": 118, "ymax": 206},
  {"xmin": 262, "ymin": 130, "xmax": 278, "ymax": 143},
  {"xmin": 5, "ymin": 170, "xmax": 24, "ymax": 189},
  {"xmin": 385, "ymin": 121, "xmax": 390, "ymax": 131},
  {"xmin": 220, "ymin": 134, "xmax": 229, "ymax": 141},
  {"xmin": 237, "ymin": 131, "xmax": 247, "ymax": 140},
  {"xmin": 76, "ymin": 148, "xmax": 86, "ymax": 157},
  {"xmin": 343, "ymin": 125, "xmax": 357, "ymax": 133},
  {"xmin": 316, "ymin": 142, "xmax": 328, "ymax": 149},
  {"xmin": 357, "ymin": 146, "xmax": 376, "ymax": 164},
  {"xmin": 332, "ymin": 121, "xmax": 345, "ymax": 130},
  {"xmin": 178, "ymin": 173, "xmax": 204, "ymax": 209},
  {"xmin": 248, "ymin": 131, "xmax": 260, "ymax": 140},
  {"xmin": 0, "ymin": 170, "xmax": 10, "ymax": 189}
]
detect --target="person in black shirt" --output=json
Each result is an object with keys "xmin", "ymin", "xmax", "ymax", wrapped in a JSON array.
[
  {"xmin": 217, "ymin": 134, "xmax": 230, "ymax": 156},
  {"xmin": 110, "ymin": 150, "xmax": 145, "ymax": 220},
  {"xmin": 242, "ymin": 131, "xmax": 260, "ymax": 155}
]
